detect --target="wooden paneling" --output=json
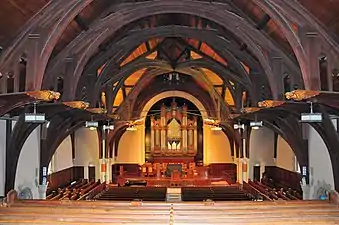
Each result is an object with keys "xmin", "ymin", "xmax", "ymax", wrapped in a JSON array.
[
  {"xmin": 112, "ymin": 164, "xmax": 140, "ymax": 182},
  {"xmin": 47, "ymin": 166, "xmax": 84, "ymax": 193},
  {"xmin": 209, "ymin": 163, "xmax": 237, "ymax": 183},
  {"xmin": 265, "ymin": 166, "xmax": 302, "ymax": 192}
]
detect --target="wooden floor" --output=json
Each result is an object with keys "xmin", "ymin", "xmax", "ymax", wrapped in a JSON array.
[{"xmin": 1, "ymin": 200, "xmax": 339, "ymax": 224}]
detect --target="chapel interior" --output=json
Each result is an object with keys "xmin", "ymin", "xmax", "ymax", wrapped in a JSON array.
[{"xmin": 1, "ymin": 0, "xmax": 339, "ymax": 224}]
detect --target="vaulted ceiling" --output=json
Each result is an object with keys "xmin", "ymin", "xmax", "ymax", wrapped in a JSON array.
[{"xmin": 0, "ymin": 0, "xmax": 339, "ymax": 118}]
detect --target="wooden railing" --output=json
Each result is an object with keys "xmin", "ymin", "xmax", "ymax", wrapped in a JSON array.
[
  {"xmin": 2, "ymin": 197, "xmax": 339, "ymax": 224},
  {"xmin": 85, "ymin": 182, "xmax": 106, "ymax": 200}
]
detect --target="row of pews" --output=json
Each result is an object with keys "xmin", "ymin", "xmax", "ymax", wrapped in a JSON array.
[
  {"xmin": 94, "ymin": 186, "xmax": 253, "ymax": 202},
  {"xmin": 1, "ymin": 195, "xmax": 339, "ymax": 224},
  {"xmin": 182, "ymin": 186, "xmax": 252, "ymax": 201},
  {"xmin": 96, "ymin": 187, "xmax": 167, "ymax": 201},
  {"xmin": 247, "ymin": 180, "xmax": 301, "ymax": 200},
  {"xmin": 263, "ymin": 178, "xmax": 303, "ymax": 199},
  {"xmin": 46, "ymin": 179, "xmax": 102, "ymax": 200}
]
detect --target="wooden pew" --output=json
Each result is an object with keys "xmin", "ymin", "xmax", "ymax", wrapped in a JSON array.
[{"xmin": 2, "ymin": 190, "xmax": 339, "ymax": 225}]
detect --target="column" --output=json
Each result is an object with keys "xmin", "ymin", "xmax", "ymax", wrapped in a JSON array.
[
  {"xmin": 38, "ymin": 185, "xmax": 48, "ymax": 199},
  {"xmin": 237, "ymin": 158, "xmax": 243, "ymax": 184},
  {"xmin": 84, "ymin": 165, "xmax": 89, "ymax": 180},
  {"xmin": 140, "ymin": 125, "xmax": 146, "ymax": 164},
  {"xmin": 203, "ymin": 124, "xmax": 210, "ymax": 165},
  {"xmin": 13, "ymin": 63, "xmax": 21, "ymax": 92},
  {"xmin": 100, "ymin": 127, "xmax": 107, "ymax": 183},
  {"xmin": 106, "ymin": 158, "xmax": 111, "ymax": 184},
  {"xmin": 150, "ymin": 119, "xmax": 154, "ymax": 153},
  {"xmin": 194, "ymin": 121, "xmax": 197, "ymax": 154},
  {"xmin": 111, "ymin": 140, "xmax": 116, "ymax": 182},
  {"xmin": 260, "ymin": 162, "xmax": 265, "ymax": 181}
]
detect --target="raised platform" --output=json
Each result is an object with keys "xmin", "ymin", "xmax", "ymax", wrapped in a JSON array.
[
  {"xmin": 151, "ymin": 156, "xmax": 195, "ymax": 163},
  {"xmin": 120, "ymin": 176, "xmax": 229, "ymax": 187}
]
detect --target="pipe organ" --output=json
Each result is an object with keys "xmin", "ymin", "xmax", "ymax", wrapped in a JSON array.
[{"xmin": 151, "ymin": 99, "xmax": 197, "ymax": 158}]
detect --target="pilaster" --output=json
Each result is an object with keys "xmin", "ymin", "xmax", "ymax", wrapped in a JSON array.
[
  {"xmin": 236, "ymin": 158, "xmax": 243, "ymax": 184},
  {"xmin": 105, "ymin": 83, "xmax": 114, "ymax": 113},
  {"xmin": 271, "ymin": 56, "xmax": 284, "ymax": 100},
  {"xmin": 26, "ymin": 33, "xmax": 41, "ymax": 91},
  {"xmin": 0, "ymin": 71, "xmax": 8, "ymax": 94},
  {"xmin": 326, "ymin": 53, "xmax": 335, "ymax": 91},
  {"xmin": 38, "ymin": 184, "xmax": 47, "ymax": 199},
  {"xmin": 13, "ymin": 63, "xmax": 21, "ymax": 92},
  {"xmin": 106, "ymin": 158, "xmax": 111, "ymax": 184},
  {"xmin": 304, "ymin": 32, "xmax": 321, "ymax": 90},
  {"xmin": 62, "ymin": 57, "xmax": 76, "ymax": 101}
]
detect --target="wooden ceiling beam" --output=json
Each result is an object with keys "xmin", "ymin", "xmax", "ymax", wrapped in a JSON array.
[
  {"xmin": 256, "ymin": 14, "xmax": 271, "ymax": 30},
  {"xmin": 74, "ymin": 15, "xmax": 89, "ymax": 31},
  {"xmin": 221, "ymin": 83, "xmax": 226, "ymax": 99},
  {"xmin": 6, "ymin": 0, "xmax": 27, "ymax": 16}
]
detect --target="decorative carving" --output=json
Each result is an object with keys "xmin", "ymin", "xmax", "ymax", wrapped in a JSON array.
[
  {"xmin": 229, "ymin": 114, "xmax": 240, "ymax": 119},
  {"xmin": 86, "ymin": 108, "xmax": 107, "ymax": 114},
  {"xmin": 241, "ymin": 107, "xmax": 261, "ymax": 114},
  {"xmin": 108, "ymin": 114, "xmax": 120, "ymax": 120},
  {"xmin": 258, "ymin": 100, "xmax": 285, "ymax": 108},
  {"xmin": 62, "ymin": 101, "xmax": 89, "ymax": 109},
  {"xmin": 285, "ymin": 90, "xmax": 320, "ymax": 101},
  {"xmin": 26, "ymin": 90, "xmax": 60, "ymax": 101}
]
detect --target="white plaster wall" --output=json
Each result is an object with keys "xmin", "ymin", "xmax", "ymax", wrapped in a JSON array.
[
  {"xmin": 203, "ymin": 125, "xmax": 210, "ymax": 165},
  {"xmin": 308, "ymin": 124, "xmax": 334, "ymax": 198},
  {"xmin": 276, "ymin": 136, "xmax": 296, "ymax": 172},
  {"xmin": 52, "ymin": 136, "xmax": 73, "ymax": 173},
  {"xmin": 74, "ymin": 128, "xmax": 100, "ymax": 180},
  {"xmin": 116, "ymin": 128, "xmax": 144, "ymax": 164},
  {"xmin": 0, "ymin": 120, "xmax": 6, "ymax": 196},
  {"xmin": 15, "ymin": 126, "xmax": 40, "ymax": 199},
  {"xmin": 248, "ymin": 127, "xmax": 275, "ymax": 181},
  {"xmin": 205, "ymin": 128, "xmax": 232, "ymax": 164}
]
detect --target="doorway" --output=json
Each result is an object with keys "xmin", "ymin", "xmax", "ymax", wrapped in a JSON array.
[
  {"xmin": 253, "ymin": 166, "xmax": 260, "ymax": 182},
  {"xmin": 88, "ymin": 166, "xmax": 95, "ymax": 181}
]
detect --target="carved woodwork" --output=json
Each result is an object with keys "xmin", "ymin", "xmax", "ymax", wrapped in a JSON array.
[
  {"xmin": 86, "ymin": 108, "xmax": 107, "ymax": 114},
  {"xmin": 151, "ymin": 100, "xmax": 197, "ymax": 158},
  {"xmin": 26, "ymin": 90, "xmax": 60, "ymax": 101},
  {"xmin": 258, "ymin": 100, "xmax": 285, "ymax": 108},
  {"xmin": 62, "ymin": 101, "xmax": 90, "ymax": 109},
  {"xmin": 285, "ymin": 90, "xmax": 320, "ymax": 101},
  {"xmin": 241, "ymin": 107, "xmax": 261, "ymax": 114}
]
